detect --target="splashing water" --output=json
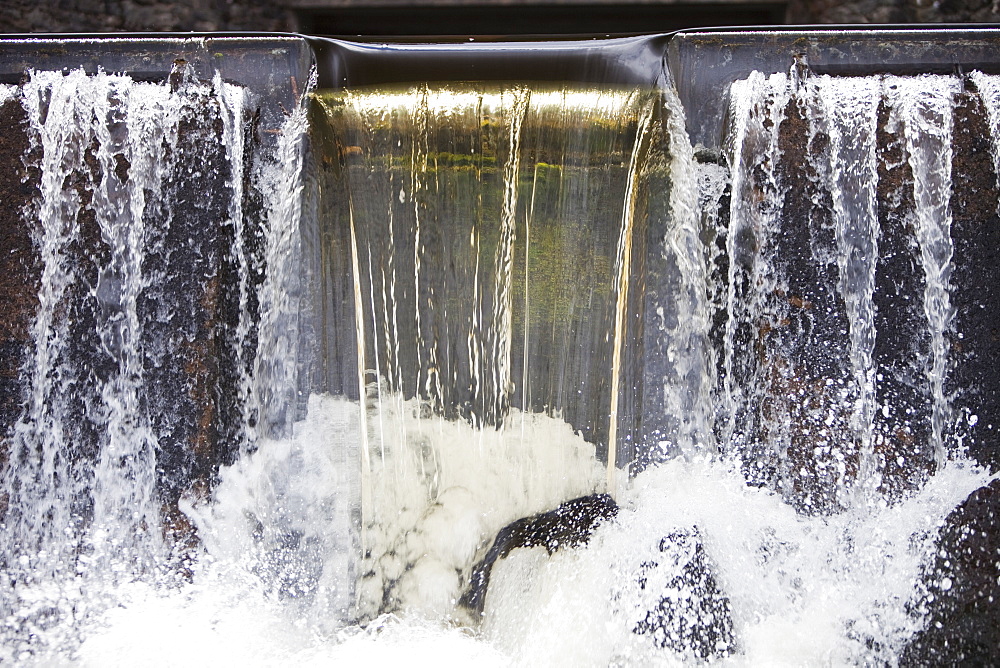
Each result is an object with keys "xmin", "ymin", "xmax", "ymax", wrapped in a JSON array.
[
  {"xmin": 66, "ymin": 406, "xmax": 993, "ymax": 666},
  {"xmin": 0, "ymin": 65, "xmax": 312, "ymax": 663}
]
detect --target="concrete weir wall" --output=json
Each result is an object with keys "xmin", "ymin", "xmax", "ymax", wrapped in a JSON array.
[{"xmin": 0, "ymin": 35, "xmax": 314, "ymax": 539}]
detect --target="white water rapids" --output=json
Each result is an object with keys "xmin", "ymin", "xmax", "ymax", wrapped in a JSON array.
[{"xmin": 70, "ymin": 396, "xmax": 991, "ymax": 666}]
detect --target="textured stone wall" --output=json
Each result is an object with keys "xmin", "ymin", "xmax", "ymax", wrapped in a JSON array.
[
  {"xmin": 789, "ymin": 0, "xmax": 1000, "ymax": 23},
  {"xmin": 0, "ymin": 0, "xmax": 291, "ymax": 33},
  {"xmin": 2, "ymin": 0, "xmax": 999, "ymax": 34}
]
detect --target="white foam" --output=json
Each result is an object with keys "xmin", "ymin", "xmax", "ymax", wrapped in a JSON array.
[
  {"xmin": 182, "ymin": 393, "xmax": 360, "ymax": 624},
  {"xmin": 482, "ymin": 455, "xmax": 993, "ymax": 666},
  {"xmin": 359, "ymin": 394, "xmax": 606, "ymax": 619},
  {"xmin": 66, "ymin": 395, "xmax": 994, "ymax": 667}
]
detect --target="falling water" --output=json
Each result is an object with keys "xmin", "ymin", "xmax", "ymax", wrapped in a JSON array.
[
  {"xmin": 1, "ymin": 72, "xmax": 180, "ymax": 657},
  {"xmin": 476, "ymin": 68, "xmax": 998, "ymax": 663},
  {"xmin": 315, "ymin": 83, "xmax": 673, "ymax": 619},
  {"xmin": 1, "ymin": 46, "xmax": 999, "ymax": 666},
  {"xmin": 713, "ymin": 69, "xmax": 988, "ymax": 514},
  {"xmin": 0, "ymin": 65, "xmax": 312, "ymax": 662}
]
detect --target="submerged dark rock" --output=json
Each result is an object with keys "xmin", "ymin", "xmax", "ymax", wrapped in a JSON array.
[
  {"xmin": 461, "ymin": 495, "xmax": 736, "ymax": 660},
  {"xmin": 900, "ymin": 478, "xmax": 1000, "ymax": 665},
  {"xmin": 633, "ymin": 527, "xmax": 736, "ymax": 660},
  {"xmin": 460, "ymin": 493, "xmax": 619, "ymax": 616}
]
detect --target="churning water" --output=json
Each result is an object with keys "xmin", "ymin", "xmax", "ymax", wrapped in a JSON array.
[{"xmin": 0, "ymin": 60, "xmax": 998, "ymax": 665}]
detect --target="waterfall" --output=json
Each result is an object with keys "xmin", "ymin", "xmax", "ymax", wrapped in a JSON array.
[
  {"xmin": 480, "ymin": 70, "xmax": 998, "ymax": 664},
  {"xmin": 1, "ymin": 33, "xmax": 999, "ymax": 666},
  {"xmin": 714, "ymin": 69, "xmax": 995, "ymax": 514},
  {"xmin": 315, "ymin": 84, "xmax": 673, "ymax": 619},
  {"xmin": 0, "ymin": 65, "xmax": 311, "ymax": 661}
]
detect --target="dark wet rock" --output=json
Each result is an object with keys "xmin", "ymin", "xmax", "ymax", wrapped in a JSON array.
[
  {"xmin": 769, "ymin": 91, "xmax": 857, "ymax": 515},
  {"xmin": 721, "ymin": 78, "xmax": 987, "ymax": 511},
  {"xmin": 871, "ymin": 95, "xmax": 937, "ymax": 501},
  {"xmin": 0, "ymin": 88, "xmax": 120, "ymax": 557},
  {"xmin": 461, "ymin": 495, "xmax": 735, "ymax": 661},
  {"xmin": 732, "ymin": 88, "xmax": 859, "ymax": 515},
  {"xmin": 789, "ymin": 0, "xmax": 1000, "ymax": 23},
  {"xmin": 5, "ymin": 0, "xmax": 1000, "ymax": 34},
  {"xmin": 139, "ymin": 74, "xmax": 251, "ymax": 520},
  {"xmin": 946, "ymin": 79, "xmax": 1000, "ymax": 474},
  {"xmin": 460, "ymin": 493, "xmax": 619, "ymax": 616},
  {"xmin": 693, "ymin": 147, "xmax": 723, "ymax": 165},
  {"xmin": 0, "ymin": 0, "xmax": 289, "ymax": 33},
  {"xmin": 0, "ymin": 95, "xmax": 40, "ymax": 521},
  {"xmin": 634, "ymin": 527, "xmax": 736, "ymax": 660},
  {"xmin": 0, "ymin": 71, "xmax": 262, "ymax": 552},
  {"xmin": 900, "ymin": 478, "xmax": 1000, "ymax": 665}
]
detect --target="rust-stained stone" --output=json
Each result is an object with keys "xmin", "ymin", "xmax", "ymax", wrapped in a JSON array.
[
  {"xmin": 750, "ymin": 91, "xmax": 859, "ymax": 515},
  {"xmin": 0, "ymin": 71, "xmax": 261, "ymax": 554},
  {"xmin": 0, "ymin": 97, "xmax": 40, "ymax": 521},
  {"xmin": 872, "ymin": 97, "xmax": 936, "ymax": 500},
  {"xmin": 728, "ymin": 83, "xmax": 996, "ymax": 513},
  {"xmin": 0, "ymin": 94, "xmax": 118, "ymax": 540},
  {"xmin": 63, "ymin": 141, "xmax": 116, "ymax": 487},
  {"xmin": 139, "ymin": 78, "xmax": 245, "ymax": 528},
  {"xmin": 946, "ymin": 80, "xmax": 1000, "ymax": 474}
]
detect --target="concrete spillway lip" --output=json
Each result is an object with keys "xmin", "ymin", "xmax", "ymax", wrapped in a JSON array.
[
  {"xmin": 0, "ymin": 31, "xmax": 673, "ymax": 91},
  {"xmin": 2, "ymin": 28, "xmax": 999, "ymax": 118},
  {"xmin": 667, "ymin": 25, "xmax": 1000, "ymax": 148},
  {"xmin": 0, "ymin": 33, "xmax": 315, "ymax": 127},
  {"xmin": 306, "ymin": 33, "xmax": 671, "ymax": 88}
]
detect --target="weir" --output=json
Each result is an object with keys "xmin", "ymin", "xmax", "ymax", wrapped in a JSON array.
[{"xmin": 0, "ymin": 28, "xmax": 999, "ymax": 665}]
